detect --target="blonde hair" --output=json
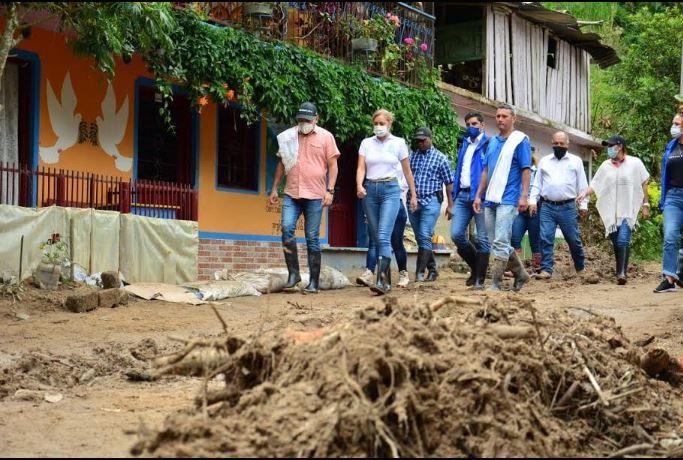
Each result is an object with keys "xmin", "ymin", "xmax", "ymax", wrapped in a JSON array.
[{"xmin": 372, "ymin": 109, "xmax": 394, "ymax": 125}]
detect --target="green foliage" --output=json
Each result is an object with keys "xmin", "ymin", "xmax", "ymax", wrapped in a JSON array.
[
  {"xmin": 60, "ymin": 2, "xmax": 177, "ymax": 77},
  {"xmin": 631, "ymin": 183, "xmax": 663, "ymax": 261},
  {"xmin": 135, "ymin": 7, "xmax": 459, "ymax": 156},
  {"xmin": 590, "ymin": 5, "xmax": 683, "ymax": 175}
]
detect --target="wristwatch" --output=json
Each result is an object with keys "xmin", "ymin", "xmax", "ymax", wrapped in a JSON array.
[{"xmin": 326, "ymin": 188, "xmax": 335, "ymax": 194}]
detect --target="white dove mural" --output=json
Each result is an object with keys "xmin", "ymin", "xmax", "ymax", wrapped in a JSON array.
[
  {"xmin": 40, "ymin": 72, "xmax": 81, "ymax": 163},
  {"xmin": 96, "ymin": 82, "xmax": 132, "ymax": 172}
]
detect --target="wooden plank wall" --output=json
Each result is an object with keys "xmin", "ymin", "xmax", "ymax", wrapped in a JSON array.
[{"xmin": 484, "ymin": 6, "xmax": 591, "ymax": 132}]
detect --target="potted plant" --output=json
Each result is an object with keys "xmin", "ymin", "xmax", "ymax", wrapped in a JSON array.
[
  {"xmin": 243, "ymin": 2, "xmax": 273, "ymax": 17},
  {"xmin": 34, "ymin": 233, "xmax": 71, "ymax": 290},
  {"xmin": 347, "ymin": 13, "xmax": 400, "ymax": 52}
]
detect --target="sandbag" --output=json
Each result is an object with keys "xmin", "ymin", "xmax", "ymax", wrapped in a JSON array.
[
  {"xmin": 182, "ymin": 280, "xmax": 261, "ymax": 301},
  {"xmin": 216, "ymin": 265, "xmax": 350, "ymax": 293}
]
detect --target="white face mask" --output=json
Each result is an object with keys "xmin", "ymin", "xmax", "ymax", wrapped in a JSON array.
[
  {"xmin": 298, "ymin": 122, "xmax": 315, "ymax": 135},
  {"xmin": 373, "ymin": 125, "xmax": 388, "ymax": 137},
  {"xmin": 671, "ymin": 124, "xmax": 682, "ymax": 139}
]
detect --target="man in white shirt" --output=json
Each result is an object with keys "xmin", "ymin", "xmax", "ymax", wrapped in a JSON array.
[{"xmin": 529, "ymin": 131, "xmax": 589, "ymax": 279}]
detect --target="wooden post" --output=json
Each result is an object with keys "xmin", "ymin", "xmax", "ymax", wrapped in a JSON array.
[
  {"xmin": 119, "ymin": 181, "xmax": 131, "ymax": 214},
  {"xmin": 191, "ymin": 189, "xmax": 198, "ymax": 221},
  {"xmin": 56, "ymin": 172, "xmax": 66, "ymax": 206}
]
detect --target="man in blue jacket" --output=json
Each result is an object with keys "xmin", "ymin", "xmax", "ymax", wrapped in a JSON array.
[{"xmin": 449, "ymin": 112, "xmax": 490, "ymax": 289}]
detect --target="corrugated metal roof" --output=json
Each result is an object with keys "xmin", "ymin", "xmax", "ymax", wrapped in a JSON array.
[{"xmin": 500, "ymin": 2, "xmax": 620, "ymax": 68}]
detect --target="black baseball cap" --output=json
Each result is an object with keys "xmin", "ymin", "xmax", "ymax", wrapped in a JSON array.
[
  {"xmin": 413, "ymin": 127, "xmax": 432, "ymax": 140},
  {"xmin": 296, "ymin": 102, "xmax": 318, "ymax": 121},
  {"xmin": 602, "ymin": 135, "xmax": 627, "ymax": 148}
]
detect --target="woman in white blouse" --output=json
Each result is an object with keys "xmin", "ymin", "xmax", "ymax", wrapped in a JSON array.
[
  {"xmin": 356, "ymin": 109, "xmax": 417, "ymax": 295},
  {"xmin": 577, "ymin": 135, "xmax": 650, "ymax": 285}
]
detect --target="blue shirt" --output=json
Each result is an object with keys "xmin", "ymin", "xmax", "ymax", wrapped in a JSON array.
[
  {"xmin": 661, "ymin": 138, "xmax": 682, "ymax": 210},
  {"xmin": 453, "ymin": 133, "xmax": 489, "ymax": 201},
  {"xmin": 483, "ymin": 135, "xmax": 532, "ymax": 207},
  {"xmin": 409, "ymin": 146, "xmax": 453, "ymax": 206}
]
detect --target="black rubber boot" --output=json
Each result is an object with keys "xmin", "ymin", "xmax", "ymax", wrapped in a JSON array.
[
  {"xmin": 457, "ymin": 243, "xmax": 477, "ymax": 286},
  {"xmin": 282, "ymin": 242, "xmax": 301, "ymax": 292},
  {"xmin": 426, "ymin": 249, "xmax": 439, "ymax": 282},
  {"xmin": 303, "ymin": 250, "xmax": 321, "ymax": 294},
  {"xmin": 617, "ymin": 246, "xmax": 629, "ymax": 285},
  {"xmin": 371, "ymin": 256, "xmax": 392, "ymax": 295},
  {"xmin": 415, "ymin": 248, "xmax": 430, "ymax": 282},
  {"xmin": 472, "ymin": 251, "xmax": 489, "ymax": 290}
]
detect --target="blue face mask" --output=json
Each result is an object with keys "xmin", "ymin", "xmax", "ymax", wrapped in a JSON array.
[
  {"xmin": 607, "ymin": 146, "xmax": 618, "ymax": 159},
  {"xmin": 466, "ymin": 126, "xmax": 480, "ymax": 139}
]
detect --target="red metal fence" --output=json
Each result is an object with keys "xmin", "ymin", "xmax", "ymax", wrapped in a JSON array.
[{"xmin": 0, "ymin": 162, "xmax": 198, "ymax": 221}]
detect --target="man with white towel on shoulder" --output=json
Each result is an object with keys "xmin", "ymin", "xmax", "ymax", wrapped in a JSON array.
[{"xmin": 473, "ymin": 104, "xmax": 532, "ymax": 292}]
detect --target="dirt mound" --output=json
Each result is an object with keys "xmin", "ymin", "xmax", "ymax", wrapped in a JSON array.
[
  {"xmin": 533, "ymin": 242, "xmax": 650, "ymax": 285},
  {"xmin": 131, "ymin": 295, "xmax": 683, "ymax": 458},
  {"xmin": 0, "ymin": 339, "xmax": 162, "ymax": 399}
]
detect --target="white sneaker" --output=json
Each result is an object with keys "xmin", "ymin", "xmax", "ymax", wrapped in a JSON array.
[
  {"xmin": 356, "ymin": 268, "xmax": 373, "ymax": 287},
  {"xmin": 397, "ymin": 270, "xmax": 410, "ymax": 287}
]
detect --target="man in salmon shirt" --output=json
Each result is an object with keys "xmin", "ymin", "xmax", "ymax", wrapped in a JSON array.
[{"xmin": 269, "ymin": 102, "xmax": 341, "ymax": 293}]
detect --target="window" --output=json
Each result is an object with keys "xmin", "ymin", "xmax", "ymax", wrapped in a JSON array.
[
  {"xmin": 137, "ymin": 85, "xmax": 195, "ymax": 185},
  {"xmin": 434, "ymin": 4, "xmax": 485, "ymax": 94},
  {"xmin": 217, "ymin": 105, "xmax": 258, "ymax": 191},
  {"xmin": 547, "ymin": 37, "xmax": 558, "ymax": 69}
]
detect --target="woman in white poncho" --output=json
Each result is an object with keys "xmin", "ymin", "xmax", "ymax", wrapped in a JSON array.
[{"xmin": 576, "ymin": 135, "xmax": 650, "ymax": 285}]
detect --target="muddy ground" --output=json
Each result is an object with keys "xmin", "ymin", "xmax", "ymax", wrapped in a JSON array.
[{"xmin": 1, "ymin": 255, "xmax": 682, "ymax": 457}]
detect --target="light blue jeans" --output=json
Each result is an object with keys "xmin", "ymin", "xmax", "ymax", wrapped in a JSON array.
[
  {"xmin": 662, "ymin": 188, "xmax": 683, "ymax": 279},
  {"xmin": 362, "ymin": 179, "xmax": 401, "ymax": 259},
  {"xmin": 609, "ymin": 219, "xmax": 632, "ymax": 248},
  {"xmin": 408, "ymin": 197, "xmax": 442, "ymax": 250},
  {"xmin": 366, "ymin": 201, "xmax": 408, "ymax": 272},
  {"xmin": 281, "ymin": 195, "xmax": 323, "ymax": 252},
  {"xmin": 485, "ymin": 204, "xmax": 518, "ymax": 261},
  {"xmin": 450, "ymin": 190, "xmax": 490, "ymax": 253}
]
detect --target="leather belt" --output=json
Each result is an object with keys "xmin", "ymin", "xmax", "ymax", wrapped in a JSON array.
[
  {"xmin": 366, "ymin": 177, "xmax": 396, "ymax": 183},
  {"xmin": 543, "ymin": 198, "xmax": 574, "ymax": 206}
]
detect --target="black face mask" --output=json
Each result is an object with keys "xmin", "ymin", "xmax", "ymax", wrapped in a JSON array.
[{"xmin": 553, "ymin": 146, "xmax": 568, "ymax": 159}]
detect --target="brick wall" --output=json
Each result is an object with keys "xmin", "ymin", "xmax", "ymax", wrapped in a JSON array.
[{"xmin": 198, "ymin": 238, "xmax": 308, "ymax": 280}]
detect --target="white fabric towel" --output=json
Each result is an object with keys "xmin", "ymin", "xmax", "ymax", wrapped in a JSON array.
[
  {"xmin": 486, "ymin": 130, "xmax": 527, "ymax": 204},
  {"xmin": 277, "ymin": 127, "xmax": 299, "ymax": 173}
]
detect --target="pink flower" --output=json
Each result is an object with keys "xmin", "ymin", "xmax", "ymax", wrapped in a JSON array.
[
  {"xmin": 389, "ymin": 14, "xmax": 400, "ymax": 27},
  {"xmin": 404, "ymin": 37, "xmax": 414, "ymax": 45},
  {"xmin": 420, "ymin": 43, "xmax": 428, "ymax": 52}
]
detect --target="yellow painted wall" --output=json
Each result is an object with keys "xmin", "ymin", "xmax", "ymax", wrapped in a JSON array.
[{"xmin": 14, "ymin": 26, "xmax": 323, "ymax": 239}]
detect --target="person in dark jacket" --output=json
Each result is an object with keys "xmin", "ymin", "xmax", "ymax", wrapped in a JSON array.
[
  {"xmin": 654, "ymin": 113, "xmax": 683, "ymax": 292},
  {"xmin": 449, "ymin": 112, "xmax": 490, "ymax": 289}
]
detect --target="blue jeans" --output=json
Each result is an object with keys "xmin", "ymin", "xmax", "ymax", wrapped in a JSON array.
[
  {"xmin": 450, "ymin": 190, "xmax": 490, "ymax": 253},
  {"xmin": 362, "ymin": 179, "xmax": 401, "ymax": 259},
  {"xmin": 281, "ymin": 195, "xmax": 323, "ymax": 252},
  {"xmin": 366, "ymin": 201, "xmax": 408, "ymax": 272},
  {"xmin": 408, "ymin": 197, "xmax": 442, "ymax": 250},
  {"xmin": 511, "ymin": 208, "xmax": 540, "ymax": 252},
  {"xmin": 539, "ymin": 202, "xmax": 585, "ymax": 274},
  {"xmin": 662, "ymin": 188, "xmax": 683, "ymax": 279},
  {"xmin": 485, "ymin": 204, "xmax": 518, "ymax": 260},
  {"xmin": 609, "ymin": 219, "xmax": 632, "ymax": 248}
]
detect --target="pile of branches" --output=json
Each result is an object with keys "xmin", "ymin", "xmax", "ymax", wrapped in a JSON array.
[{"xmin": 132, "ymin": 297, "xmax": 683, "ymax": 458}]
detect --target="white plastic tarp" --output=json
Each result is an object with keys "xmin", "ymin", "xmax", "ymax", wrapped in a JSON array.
[
  {"xmin": 119, "ymin": 214, "xmax": 198, "ymax": 284},
  {"xmin": 0, "ymin": 205, "xmax": 70, "ymax": 280},
  {"xmin": 91, "ymin": 210, "xmax": 119, "ymax": 273}
]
